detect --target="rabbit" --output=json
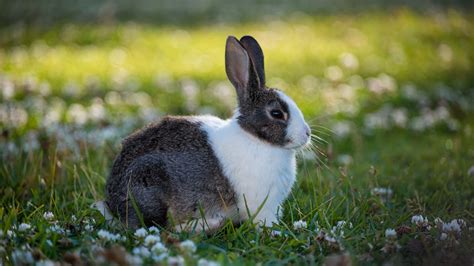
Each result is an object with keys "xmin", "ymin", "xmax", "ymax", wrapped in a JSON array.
[{"xmin": 104, "ymin": 35, "xmax": 311, "ymax": 232}]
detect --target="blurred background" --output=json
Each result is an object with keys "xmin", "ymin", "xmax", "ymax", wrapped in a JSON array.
[
  {"xmin": 1, "ymin": 0, "xmax": 473, "ymax": 26},
  {"xmin": 1, "ymin": 0, "xmax": 473, "ymax": 154},
  {"xmin": 0, "ymin": 0, "xmax": 473, "ymax": 205}
]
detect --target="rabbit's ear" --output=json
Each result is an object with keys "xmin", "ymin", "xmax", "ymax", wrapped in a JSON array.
[
  {"xmin": 239, "ymin": 35, "xmax": 265, "ymax": 86},
  {"xmin": 225, "ymin": 36, "xmax": 260, "ymax": 102}
]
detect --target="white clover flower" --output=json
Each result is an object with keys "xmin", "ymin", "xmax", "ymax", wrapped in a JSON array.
[
  {"xmin": 331, "ymin": 228, "xmax": 344, "ymax": 238},
  {"xmin": 434, "ymin": 217, "xmax": 443, "ymax": 224},
  {"xmin": 148, "ymin": 226, "xmax": 160, "ymax": 235},
  {"xmin": 11, "ymin": 250, "xmax": 34, "ymax": 265},
  {"xmin": 371, "ymin": 187, "xmax": 393, "ymax": 198},
  {"xmin": 7, "ymin": 230, "xmax": 15, "ymax": 238},
  {"xmin": 446, "ymin": 118, "xmax": 460, "ymax": 131},
  {"xmin": 0, "ymin": 105, "xmax": 28, "ymax": 128},
  {"xmin": 43, "ymin": 106, "xmax": 62, "ymax": 126},
  {"xmin": 340, "ymin": 53, "xmax": 359, "ymax": 70},
  {"xmin": 368, "ymin": 74, "xmax": 397, "ymax": 95},
  {"xmin": 198, "ymin": 258, "xmax": 221, "ymax": 266},
  {"xmin": 455, "ymin": 219, "xmax": 466, "ymax": 228},
  {"xmin": 364, "ymin": 112, "xmax": 389, "ymax": 130},
  {"xmin": 84, "ymin": 217, "xmax": 96, "ymax": 225},
  {"xmin": 438, "ymin": 44, "xmax": 453, "ymax": 62},
  {"xmin": 468, "ymin": 166, "xmax": 474, "ymax": 177},
  {"xmin": 88, "ymin": 100, "xmax": 106, "ymax": 122},
  {"xmin": 440, "ymin": 233, "xmax": 448, "ymax": 241},
  {"xmin": 36, "ymin": 260, "xmax": 55, "ymax": 266},
  {"xmin": 1, "ymin": 79, "xmax": 15, "ymax": 99},
  {"xmin": 371, "ymin": 187, "xmax": 394, "ymax": 203},
  {"xmin": 84, "ymin": 224, "xmax": 93, "ymax": 232},
  {"xmin": 325, "ymin": 65, "xmax": 343, "ymax": 81},
  {"xmin": 151, "ymin": 253, "xmax": 168, "ymax": 263},
  {"xmin": 151, "ymin": 242, "xmax": 167, "ymax": 254},
  {"xmin": 67, "ymin": 103, "xmax": 88, "ymax": 125},
  {"xmin": 332, "ymin": 121, "xmax": 352, "ymax": 139},
  {"xmin": 113, "ymin": 233, "xmax": 124, "ymax": 242},
  {"xmin": 270, "ymin": 230, "xmax": 282, "ymax": 237},
  {"xmin": 442, "ymin": 219, "xmax": 462, "ymax": 234},
  {"xmin": 314, "ymin": 226, "xmax": 320, "ymax": 234},
  {"xmin": 97, "ymin": 229, "xmax": 121, "ymax": 241},
  {"xmin": 391, "ymin": 108, "xmax": 408, "ymax": 127},
  {"xmin": 126, "ymin": 254, "xmax": 143, "ymax": 266},
  {"xmin": 91, "ymin": 244, "xmax": 104, "ymax": 254},
  {"xmin": 144, "ymin": 235, "xmax": 160, "ymax": 247},
  {"xmin": 47, "ymin": 225, "xmax": 65, "ymax": 235},
  {"xmin": 134, "ymin": 228, "xmax": 148, "ymax": 238},
  {"xmin": 331, "ymin": 220, "xmax": 352, "ymax": 238},
  {"xmin": 71, "ymin": 215, "xmax": 77, "ymax": 223},
  {"xmin": 97, "ymin": 229, "xmax": 111, "ymax": 240},
  {"xmin": 4, "ymin": 141, "xmax": 18, "ymax": 155},
  {"xmin": 411, "ymin": 215, "xmax": 429, "ymax": 227},
  {"xmin": 167, "ymin": 256, "xmax": 185, "ymax": 266},
  {"xmin": 385, "ymin": 228, "xmax": 397, "ymax": 239},
  {"xmin": 179, "ymin": 240, "xmax": 197, "ymax": 253},
  {"xmin": 132, "ymin": 246, "xmax": 151, "ymax": 257},
  {"xmin": 336, "ymin": 221, "xmax": 347, "ymax": 228},
  {"xmin": 293, "ymin": 220, "xmax": 307, "ymax": 230},
  {"xmin": 18, "ymin": 223, "xmax": 32, "ymax": 232},
  {"xmin": 43, "ymin": 211, "xmax": 55, "ymax": 221},
  {"xmin": 325, "ymin": 235, "xmax": 337, "ymax": 243}
]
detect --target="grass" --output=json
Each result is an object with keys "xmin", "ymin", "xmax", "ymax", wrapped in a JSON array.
[{"xmin": 1, "ymin": 8, "xmax": 474, "ymax": 265}]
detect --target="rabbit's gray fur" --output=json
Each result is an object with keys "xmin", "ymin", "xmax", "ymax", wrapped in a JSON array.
[{"xmin": 106, "ymin": 116, "xmax": 236, "ymax": 229}]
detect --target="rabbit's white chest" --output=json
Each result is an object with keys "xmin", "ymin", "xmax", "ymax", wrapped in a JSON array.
[{"xmin": 198, "ymin": 116, "xmax": 297, "ymax": 224}]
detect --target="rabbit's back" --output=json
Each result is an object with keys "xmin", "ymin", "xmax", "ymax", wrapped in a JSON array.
[{"xmin": 105, "ymin": 116, "xmax": 236, "ymax": 227}]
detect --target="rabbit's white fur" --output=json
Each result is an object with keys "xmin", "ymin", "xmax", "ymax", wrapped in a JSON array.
[
  {"xmin": 277, "ymin": 91, "xmax": 311, "ymax": 149},
  {"xmin": 194, "ymin": 90, "xmax": 307, "ymax": 226}
]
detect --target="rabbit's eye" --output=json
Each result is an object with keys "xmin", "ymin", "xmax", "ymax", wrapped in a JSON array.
[{"xmin": 270, "ymin": 110, "xmax": 284, "ymax": 120}]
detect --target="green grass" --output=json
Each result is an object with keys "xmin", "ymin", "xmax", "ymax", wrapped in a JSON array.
[{"xmin": 1, "ymin": 9, "xmax": 474, "ymax": 265}]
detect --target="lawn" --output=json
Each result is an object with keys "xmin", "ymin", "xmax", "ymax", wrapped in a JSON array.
[{"xmin": 1, "ymin": 8, "xmax": 474, "ymax": 265}]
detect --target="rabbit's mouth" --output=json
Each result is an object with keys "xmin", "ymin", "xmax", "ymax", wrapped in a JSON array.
[
  {"xmin": 284, "ymin": 122, "xmax": 311, "ymax": 150},
  {"xmin": 284, "ymin": 135, "xmax": 311, "ymax": 150}
]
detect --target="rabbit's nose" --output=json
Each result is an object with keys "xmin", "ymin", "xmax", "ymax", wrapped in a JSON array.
[{"xmin": 305, "ymin": 125, "xmax": 311, "ymax": 137}]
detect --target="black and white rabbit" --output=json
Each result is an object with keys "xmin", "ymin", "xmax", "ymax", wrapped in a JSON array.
[{"xmin": 103, "ymin": 35, "xmax": 311, "ymax": 232}]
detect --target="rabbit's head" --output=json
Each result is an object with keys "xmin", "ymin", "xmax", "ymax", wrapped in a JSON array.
[{"xmin": 225, "ymin": 36, "xmax": 311, "ymax": 149}]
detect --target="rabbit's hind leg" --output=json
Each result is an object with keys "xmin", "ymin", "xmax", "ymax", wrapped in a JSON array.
[{"xmin": 122, "ymin": 153, "xmax": 170, "ymax": 228}]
